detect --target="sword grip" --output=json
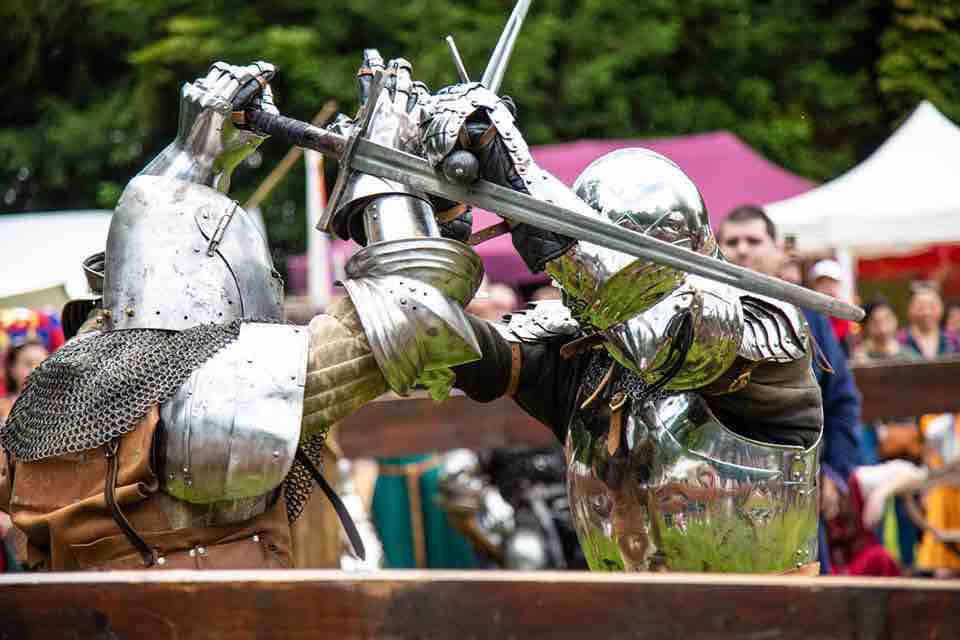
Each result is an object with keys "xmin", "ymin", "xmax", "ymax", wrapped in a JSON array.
[{"xmin": 241, "ymin": 109, "xmax": 346, "ymax": 159}]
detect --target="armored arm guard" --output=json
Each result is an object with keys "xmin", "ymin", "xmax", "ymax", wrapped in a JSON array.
[
  {"xmin": 422, "ymin": 90, "xmax": 703, "ymax": 330},
  {"xmin": 322, "ymin": 53, "xmax": 486, "ymax": 399}
]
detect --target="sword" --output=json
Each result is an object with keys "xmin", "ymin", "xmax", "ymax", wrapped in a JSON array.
[
  {"xmin": 237, "ymin": 92, "xmax": 862, "ymax": 321},
  {"xmin": 480, "ymin": 0, "xmax": 532, "ymax": 93}
]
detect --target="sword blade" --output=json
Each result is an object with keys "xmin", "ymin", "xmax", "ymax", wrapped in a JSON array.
[
  {"xmin": 480, "ymin": 0, "xmax": 532, "ymax": 93},
  {"xmin": 351, "ymin": 138, "xmax": 865, "ymax": 322}
]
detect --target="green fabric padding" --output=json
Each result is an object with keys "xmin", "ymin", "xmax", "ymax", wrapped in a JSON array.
[{"xmin": 373, "ymin": 454, "xmax": 478, "ymax": 569}]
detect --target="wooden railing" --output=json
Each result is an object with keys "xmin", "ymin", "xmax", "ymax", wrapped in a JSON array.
[
  {"xmin": 1, "ymin": 570, "xmax": 958, "ymax": 639},
  {"xmin": 339, "ymin": 358, "xmax": 960, "ymax": 456}
]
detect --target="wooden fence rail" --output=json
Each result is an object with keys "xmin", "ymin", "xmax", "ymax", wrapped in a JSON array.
[{"xmin": 1, "ymin": 570, "xmax": 959, "ymax": 639}]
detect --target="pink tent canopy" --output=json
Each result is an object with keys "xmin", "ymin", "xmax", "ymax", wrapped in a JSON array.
[
  {"xmin": 293, "ymin": 131, "xmax": 813, "ymax": 293},
  {"xmin": 475, "ymin": 131, "xmax": 814, "ymax": 286}
]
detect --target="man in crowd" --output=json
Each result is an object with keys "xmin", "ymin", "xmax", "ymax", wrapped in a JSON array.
[{"xmin": 809, "ymin": 259, "xmax": 853, "ymax": 354}]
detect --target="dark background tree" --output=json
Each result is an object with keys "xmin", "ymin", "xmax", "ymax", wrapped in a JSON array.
[{"xmin": 3, "ymin": 0, "xmax": 959, "ymax": 278}]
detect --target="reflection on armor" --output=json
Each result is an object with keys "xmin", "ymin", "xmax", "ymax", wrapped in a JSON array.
[
  {"xmin": 546, "ymin": 149, "xmax": 716, "ymax": 330},
  {"xmin": 343, "ymin": 237, "xmax": 484, "ymax": 396},
  {"xmin": 160, "ymin": 323, "xmax": 308, "ymax": 509},
  {"xmin": 567, "ymin": 391, "xmax": 819, "ymax": 573},
  {"xmin": 603, "ymin": 276, "xmax": 744, "ymax": 390}
]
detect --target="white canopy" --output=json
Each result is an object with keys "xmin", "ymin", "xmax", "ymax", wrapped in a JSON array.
[
  {"xmin": 766, "ymin": 101, "xmax": 960, "ymax": 257},
  {"xmin": 0, "ymin": 210, "xmax": 111, "ymax": 309}
]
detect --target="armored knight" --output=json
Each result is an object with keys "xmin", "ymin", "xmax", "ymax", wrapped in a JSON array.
[
  {"xmin": 0, "ymin": 57, "xmax": 490, "ymax": 570},
  {"xmin": 411, "ymin": 81, "xmax": 825, "ymax": 573}
]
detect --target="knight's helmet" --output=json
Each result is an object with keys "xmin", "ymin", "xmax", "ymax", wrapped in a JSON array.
[
  {"xmin": 573, "ymin": 147, "xmax": 718, "ymax": 261},
  {"xmin": 93, "ymin": 175, "xmax": 284, "ymax": 332}
]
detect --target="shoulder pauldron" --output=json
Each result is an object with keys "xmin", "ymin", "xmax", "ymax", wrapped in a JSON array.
[{"xmin": 493, "ymin": 300, "xmax": 581, "ymax": 344}]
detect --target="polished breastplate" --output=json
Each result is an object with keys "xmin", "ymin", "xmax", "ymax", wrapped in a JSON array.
[{"xmin": 565, "ymin": 383, "xmax": 819, "ymax": 573}]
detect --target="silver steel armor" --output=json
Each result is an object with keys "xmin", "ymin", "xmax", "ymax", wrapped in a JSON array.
[
  {"xmin": 103, "ymin": 176, "xmax": 283, "ymax": 331},
  {"xmin": 566, "ymin": 388, "xmax": 820, "ymax": 573},
  {"xmin": 329, "ymin": 51, "xmax": 486, "ymax": 398},
  {"xmin": 484, "ymin": 144, "xmax": 822, "ymax": 573},
  {"xmin": 159, "ymin": 322, "xmax": 308, "ymax": 504}
]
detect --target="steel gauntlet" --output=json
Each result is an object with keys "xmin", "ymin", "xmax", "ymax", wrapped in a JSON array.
[{"xmin": 141, "ymin": 61, "xmax": 277, "ymax": 192}]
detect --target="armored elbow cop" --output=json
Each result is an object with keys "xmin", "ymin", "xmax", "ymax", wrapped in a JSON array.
[{"xmin": 341, "ymin": 223, "xmax": 485, "ymax": 397}]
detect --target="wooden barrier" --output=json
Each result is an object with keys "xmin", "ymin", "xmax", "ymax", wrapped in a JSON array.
[
  {"xmin": 1, "ymin": 570, "xmax": 958, "ymax": 639},
  {"xmin": 852, "ymin": 356, "xmax": 960, "ymax": 422},
  {"xmin": 338, "ymin": 358, "xmax": 960, "ymax": 456}
]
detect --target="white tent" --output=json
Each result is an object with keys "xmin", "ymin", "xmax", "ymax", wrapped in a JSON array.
[
  {"xmin": 0, "ymin": 210, "xmax": 111, "ymax": 309},
  {"xmin": 766, "ymin": 101, "xmax": 960, "ymax": 257}
]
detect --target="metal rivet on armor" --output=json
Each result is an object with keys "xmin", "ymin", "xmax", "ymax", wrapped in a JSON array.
[
  {"xmin": 156, "ymin": 556, "xmax": 166, "ymax": 566},
  {"xmin": 197, "ymin": 547, "xmax": 207, "ymax": 556},
  {"xmin": 188, "ymin": 549, "xmax": 196, "ymax": 557}
]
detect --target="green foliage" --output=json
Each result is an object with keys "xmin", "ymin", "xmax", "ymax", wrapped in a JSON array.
[{"xmin": 3, "ymin": 0, "xmax": 959, "ymax": 277}]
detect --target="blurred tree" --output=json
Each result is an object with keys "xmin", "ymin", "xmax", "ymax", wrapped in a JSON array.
[
  {"xmin": 2, "ymin": 0, "xmax": 959, "ymax": 279},
  {"xmin": 877, "ymin": 0, "xmax": 960, "ymax": 122}
]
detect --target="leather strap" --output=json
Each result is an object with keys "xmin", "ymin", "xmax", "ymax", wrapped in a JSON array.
[
  {"xmin": 104, "ymin": 438, "xmax": 156, "ymax": 567},
  {"xmin": 580, "ymin": 360, "xmax": 616, "ymax": 411},
  {"xmin": 295, "ymin": 449, "xmax": 366, "ymax": 561},
  {"xmin": 606, "ymin": 392, "xmax": 627, "ymax": 457},
  {"xmin": 560, "ymin": 333, "xmax": 605, "ymax": 360},
  {"xmin": 505, "ymin": 343, "xmax": 523, "ymax": 397}
]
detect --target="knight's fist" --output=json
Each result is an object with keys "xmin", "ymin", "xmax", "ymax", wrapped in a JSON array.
[{"xmin": 185, "ymin": 61, "xmax": 277, "ymax": 116}]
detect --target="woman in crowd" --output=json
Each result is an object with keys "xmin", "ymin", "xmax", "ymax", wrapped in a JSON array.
[
  {"xmin": 943, "ymin": 300, "xmax": 960, "ymax": 352},
  {"xmin": 853, "ymin": 297, "xmax": 924, "ymax": 569},
  {"xmin": 899, "ymin": 285, "xmax": 954, "ymax": 359},
  {"xmin": 0, "ymin": 339, "xmax": 49, "ymax": 422}
]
